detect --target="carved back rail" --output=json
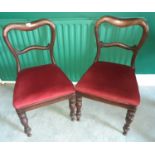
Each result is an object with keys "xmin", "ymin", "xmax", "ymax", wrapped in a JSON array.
[
  {"xmin": 95, "ymin": 16, "xmax": 149, "ymax": 67},
  {"xmin": 3, "ymin": 19, "xmax": 56, "ymax": 72}
]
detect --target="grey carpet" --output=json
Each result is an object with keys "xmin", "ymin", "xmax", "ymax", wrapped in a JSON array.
[{"xmin": 0, "ymin": 85, "xmax": 155, "ymax": 141}]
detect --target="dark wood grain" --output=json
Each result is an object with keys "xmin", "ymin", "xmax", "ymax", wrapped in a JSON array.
[
  {"xmin": 94, "ymin": 16, "xmax": 149, "ymax": 67},
  {"xmin": 123, "ymin": 107, "xmax": 137, "ymax": 135},
  {"xmin": 76, "ymin": 93, "xmax": 82, "ymax": 121},
  {"xmin": 3, "ymin": 19, "xmax": 56, "ymax": 72},
  {"xmin": 16, "ymin": 110, "xmax": 32, "ymax": 137},
  {"xmin": 69, "ymin": 93, "xmax": 76, "ymax": 121}
]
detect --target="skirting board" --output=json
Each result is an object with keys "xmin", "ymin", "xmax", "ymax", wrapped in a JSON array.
[{"xmin": 0, "ymin": 74, "xmax": 155, "ymax": 86}]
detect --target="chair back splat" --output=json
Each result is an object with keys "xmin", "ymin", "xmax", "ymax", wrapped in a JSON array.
[
  {"xmin": 94, "ymin": 16, "xmax": 149, "ymax": 67},
  {"xmin": 3, "ymin": 19, "xmax": 56, "ymax": 72}
]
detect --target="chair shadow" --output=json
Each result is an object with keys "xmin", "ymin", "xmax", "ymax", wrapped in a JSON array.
[
  {"xmin": 46, "ymin": 105, "xmax": 70, "ymax": 119},
  {"xmin": 87, "ymin": 113, "xmax": 122, "ymax": 134},
  {"xmin": 133, "ymin": 103, "xmax": 155, "ymax": 141},
  {"xmin": 133, "ymin": 125, "xmax": 155, "ymax": 141},
  {"xmin": 134, "ymin": 97, "xmax": 155, "ymax": 141},
  {"xmin": 0, "ymin": 113, "xmax": 23, "ymax": 133}
]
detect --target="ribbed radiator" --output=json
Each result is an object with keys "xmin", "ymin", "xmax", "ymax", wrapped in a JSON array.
[{"xmin": 0, "ymin": 18, "xmax": 142, "ymax": 82}]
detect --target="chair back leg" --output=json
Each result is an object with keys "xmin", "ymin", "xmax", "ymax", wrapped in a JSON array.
[
  {"xmin": 16, "ymin": 110, "xmax": 32, "ymax": 137},
  {"xmin": 76, "ymin": 94, "xmax": 82, "ymax": 121},
  {"xmin": 123, "ymin": 107, "xmax": 137, "ymax": 135},
  {"xmin": 69, "ymin": 93, "xmax": 76, "ymax": 121}
]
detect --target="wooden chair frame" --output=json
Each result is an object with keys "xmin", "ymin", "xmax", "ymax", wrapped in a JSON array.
[
  {"xmin": 76, "ymin": 16, "xmax": 149, "ymax": 135},
  {"xmin": 3, "ymin": 19, "xmax": 76, "ymax": 137}
]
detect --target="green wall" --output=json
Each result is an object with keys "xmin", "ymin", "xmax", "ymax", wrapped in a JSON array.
[{"xmin": 0, "ymin": 12, "xmax": 155, "ymax": 82}]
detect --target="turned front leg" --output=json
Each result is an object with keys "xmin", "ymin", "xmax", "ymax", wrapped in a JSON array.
[
  {"xmin": 76, "ymin": 94, "xmax": 82, "ymax": 121},
  {"xmin": 123, "ymin": 107, "xmax": 137, "ymax": 135},
  {"xmin": 16, "ymin": 110, "xmax": 32, "ymax": 137},
  {"xmin": 69, "ymin": 94, "xmax": 76, "ymax": 121}
]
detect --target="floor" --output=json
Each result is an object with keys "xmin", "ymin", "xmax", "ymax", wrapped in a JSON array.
[{"xmin": 0, "ymin": 84, "xmax": 155, "ymax": 141}]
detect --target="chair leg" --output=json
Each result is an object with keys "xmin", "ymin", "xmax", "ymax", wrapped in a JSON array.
[
  {"xmin": 76, "ymin": 94, "xmax": 82, "ymax": 121},
  {"xmin": 16, "ymin": 110, "xmax": 32, "ymax": 137},
  {"xmin": 123, "ymin": 107, "xmax": 137, "ymax": 135},
  {"xmin": 69, "ymin": 94, "xmax": 76, "ymax": 121}
]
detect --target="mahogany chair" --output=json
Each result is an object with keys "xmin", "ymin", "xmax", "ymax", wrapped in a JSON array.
[
  {"xmin": 3, "ymin": 19, "xmax": 76, "ymax": 137},
  {"xmin": 75, "ymin": 16, "xmax": 148, "ymax": 135}
]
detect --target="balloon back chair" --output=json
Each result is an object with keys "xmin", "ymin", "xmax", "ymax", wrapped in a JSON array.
[
  {"xmin": 75, "ymin": 16, "xmax": 148, "ymax": 135},
  {"xmin": 3, "ymin": 19, "xmax": 76, "ymax": 137}
]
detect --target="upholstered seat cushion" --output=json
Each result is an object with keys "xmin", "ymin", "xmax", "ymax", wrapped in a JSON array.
[
  {"xmin": 76, "ymin": 62, "xmax": 140, "ymax": 106},
  {"xmin": 13, "ymin": 64, "xmax": 75, "ymax": 109}
]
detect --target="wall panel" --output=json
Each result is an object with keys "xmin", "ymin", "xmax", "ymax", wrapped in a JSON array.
[{"xmin": 0, "ymin": 14, "xmax": 153, "ymax": 81}]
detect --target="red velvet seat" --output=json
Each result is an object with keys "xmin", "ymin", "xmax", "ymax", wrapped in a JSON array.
[
  {"xmin": 76, "ymin": 62, "xmax": 140, "ymax": 106},
  {"xmin": 14, "ymin": 64, "xmax": 75, "ymax": 109},
  {"xmin": 75, "ymin": 16, "xmax": 148, "ymax": 135}
]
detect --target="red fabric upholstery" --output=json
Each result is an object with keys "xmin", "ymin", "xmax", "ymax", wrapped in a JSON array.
[
  {"xmin": 76, "ymin": 62, "xmax": 140, "ymax": 106},
  {"xmin": 14, "ymin": 64, "xmax": 74, "ymax": 109}
]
